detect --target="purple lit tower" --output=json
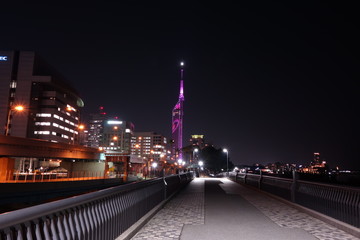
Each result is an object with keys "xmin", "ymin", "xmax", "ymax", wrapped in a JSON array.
[{"xmin": 171, "ymin": 62, "xmax": 185, "ymax": 161}]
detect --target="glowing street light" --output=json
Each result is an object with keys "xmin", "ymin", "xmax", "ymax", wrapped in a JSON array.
[
  {"xmin": 193, "ymin": 148, "xmax": 198, "ymax": 163},
  {"xmin": 178, "ymin": 159, "xmax": 183, "ymax": 165},
  {"xmin": 5, "ymin": 105, "xmax": 25, "ymax": 136},
  {"xmin": 152, "ymin": 162, "xmax": 158, "ymax": 177},
  {"xmin": 223, "ymin": 148, "xmax": 229, "ymax": 177}
]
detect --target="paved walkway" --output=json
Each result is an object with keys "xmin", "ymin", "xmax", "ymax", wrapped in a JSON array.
[{"xmin": 130, "ymin": 178, "xmax": 359, "ymax": 240}]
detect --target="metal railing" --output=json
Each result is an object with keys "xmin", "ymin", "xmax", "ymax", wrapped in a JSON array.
[
  {"xmin": 0, "ymin": 172, "xmax": 193, "ymax": 240},
  {"xmin": 229, "ymin": 172, "xmax": 360, "ymax": 228}
]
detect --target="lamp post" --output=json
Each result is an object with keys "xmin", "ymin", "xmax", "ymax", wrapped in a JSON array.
[
  {"xmin": 151, "ymin": 162, "xmax": 158, "ymax": 178},
  {"xmin": 5, "ymin": 105, "xmax": 25, "ymax": 136},
  {"xmin": 223, "ymin": 148, "xmax": 229, "ymax": 177},
  {"xmin": 193, "ymin": 148, "xmax": 198, "ymax": 175},
  {"xmin": 193, "ymin": 148, "xmax": 198, "ymax": 162}
]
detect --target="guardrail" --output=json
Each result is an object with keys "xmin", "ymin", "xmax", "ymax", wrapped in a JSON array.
[
  {"xmin": 0, "ymin": 172, "xmax": 193, "ymax": 240},
  {"xmin": 229, "ymin": 172, "xmax": 360, "ymax": 228}
]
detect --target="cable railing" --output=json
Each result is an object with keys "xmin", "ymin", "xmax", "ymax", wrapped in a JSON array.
[{"xmin": 0, "ymin": 172, "xmax": 193, "ymax": 240}]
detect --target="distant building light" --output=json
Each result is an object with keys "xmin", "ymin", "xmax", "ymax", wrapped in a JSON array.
[
  {"xmin": 107, "ymin": 120, "xmax": 123, "ymax": 125},
  {"xmin": 0, "ymin": 56, "xmax": 8, "ymax": 61},
  {"xmin": 107, "ymin": 120, "xmax": 122, "ymax": 125},
  {"xmin": 125, "ymin": 128, "xmax": 131, "ymax": 133}
]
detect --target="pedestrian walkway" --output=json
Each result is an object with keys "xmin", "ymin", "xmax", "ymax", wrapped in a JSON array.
[{"xmin": 130, "ymin": 178, "xmax": 359, "ymax": 240}]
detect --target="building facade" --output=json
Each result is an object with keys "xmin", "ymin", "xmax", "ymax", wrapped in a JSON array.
[
  {"xmin": 0, "ymin": 51, "xmax": 84, "ymax": 144},
  {"xmin": 101, "ymin": 118, "xmax": 134, "ymax": 154},
  {"xmin": 190, "ymin": 134, "xmax": 205, "ymax": 149},
  {"xmin": 131, "ymin": 132, "xmax": 167, "ymax": 162},
  {"xmin": 84, "ymin": 107, "xmax": 107, "ymax": 148}
]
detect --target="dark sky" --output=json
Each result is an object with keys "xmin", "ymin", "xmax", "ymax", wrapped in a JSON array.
[{"xmin": 2, "ymin": 1, "xmax": 359, "ymax": 170}]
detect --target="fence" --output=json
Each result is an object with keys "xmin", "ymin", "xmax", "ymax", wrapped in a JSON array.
[
  {"xmin": 229, "ymin": 172, "xmax": 360, "ymax": 228},
  {"xmin": 0, "ymin": 172, "xmax": 193, "ymax": 240}
]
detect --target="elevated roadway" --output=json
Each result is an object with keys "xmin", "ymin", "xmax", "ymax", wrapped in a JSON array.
[{"xmin": 0, "ymin": 135, "xmax": 102, "ymax": 160}]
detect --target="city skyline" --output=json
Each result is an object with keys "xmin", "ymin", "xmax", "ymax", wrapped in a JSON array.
[{"xmin": 1, "ymin": 2, "xmax": 359, "ymax": 170}]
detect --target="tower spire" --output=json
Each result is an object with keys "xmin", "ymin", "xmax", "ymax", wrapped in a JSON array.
[{"xmin": 179, "ymin": 61, "xmax": 184, "ymax": 100}]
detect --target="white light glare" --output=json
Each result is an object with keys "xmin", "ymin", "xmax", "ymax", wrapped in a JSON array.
[{"xmin": 108, "ymin": 120, "xmax": 123, "ymax": 125}]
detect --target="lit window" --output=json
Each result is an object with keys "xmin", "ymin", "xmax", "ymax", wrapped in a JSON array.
[
  {"xmin": 35, "ymin": 122, "xmax": 51, "ymax": 126},
  {"xmin": 36, "ymin": 113, "xmax": 51, "ymax": 117},
  {"xmin": 9, "ymin": 81, "xmax": 17, "ymax": 88},
  {"xmin": 35, "ymin": 131, "xmax": 50, "ymax": 135}
]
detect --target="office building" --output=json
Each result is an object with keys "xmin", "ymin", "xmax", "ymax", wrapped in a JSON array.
[
  {"xmin": 0, "ymin": 50, "xmax": 84, "ymax": 144},
  {"xmin": 101, "ymin": 118, "xmax": 134, "ymax": 154},
  {"xmin": 131, "ymin": 132, "xmax": 167, "ymax": 162},
  {"xmin": 190, "ymin": 134, "xmax": 205, "ymax": 149},
  {"xmin": 84, "ymin": 106, "xmax": 107, "ymax": 148}
]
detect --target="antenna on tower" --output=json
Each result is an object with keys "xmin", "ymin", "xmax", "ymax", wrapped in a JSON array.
[{"xmin": 179, "ymin": 61, "xmax": 184, "ymax": 100}]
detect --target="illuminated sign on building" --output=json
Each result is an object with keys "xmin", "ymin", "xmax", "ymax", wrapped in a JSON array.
[
  {"xmin": 0, "ymin": 56, "xmax": 8, "ymax": 61},
  {"xmin": 107, "ymin": 120, "xmax": 123, "ymax": 125}
]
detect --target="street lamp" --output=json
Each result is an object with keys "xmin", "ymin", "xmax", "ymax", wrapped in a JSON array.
[
  {"xmin": 5, "ymin": 105, "xmax": 25, "ymax": 136},
  {"xmin": 152, "ymin": 162, "xmax": 158, "ymax": 177},
  {"xmin": 193, "ymin": 148, "xmax": 198, "ymax": 162},
  {"xmin": 223, "ymin": 148, "xmax": 229, "ymax": 177}
]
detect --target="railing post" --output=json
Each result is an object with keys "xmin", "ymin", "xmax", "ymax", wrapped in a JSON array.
[
  {"xmin": 163, "ymin": 175, "xmax": 167, "ymax": 200},
  {"xmin": 258, "ymin": 170, "xmax": 262, "ymax": 189},
  {"xmin": 291, "ymin": 170, "xmax": 298, "ymax": 202}
]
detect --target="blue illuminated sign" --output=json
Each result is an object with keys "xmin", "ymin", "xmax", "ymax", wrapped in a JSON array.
[{"xmin": 0, "ymin": 56, "xmax": 8, "ymax": 61}]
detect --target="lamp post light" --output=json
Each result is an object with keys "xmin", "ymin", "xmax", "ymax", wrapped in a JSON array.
[
  {"xmin": 193, "ymin": 148, "xmax": 199, "ymax": 176},
  {"xmin": 177, "ymin": 159, "xmax": 183, "ymax": 174},
  {"xmin": 151, "ymin": 162, "xmax": 158, "ymax": 178},
  {"xmin": 193, "ymin": 148, "xmax": 198, "ymax": 163},
  {"xmin": 5, "ymin": 105, "xmax": 25, "ymax": 136},
  {"xmin": 223, "ymin": 148, "xmax": 229, "ymax": 177}
]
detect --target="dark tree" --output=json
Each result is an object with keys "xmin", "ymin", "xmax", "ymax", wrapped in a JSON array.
[{"xmin": 199, "ymin": 145, "xmax": 234, "ymax": 174}]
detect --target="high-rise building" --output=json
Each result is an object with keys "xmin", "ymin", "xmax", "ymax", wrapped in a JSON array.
[
  {"xmin": 312, "ymin": 152, "xmax": 321, "ymax": 165},
  {"xmin": 190, "ymin": 135, "xmax": 205, "ymax": 149},
  {"xmin": 84, "ymin": 106, "xmax": 107, "ymax": 148},
  {"xmin": 131, "ymin": 132, "xmax": 167, "ymax": 162},
  {"xmin": 171, "ymin": 62, "xmax": 185, "ymax": 161},
  {"xmin": 102, "ymin": 118, "xmax": 134, "ymax": 154},
  {"xmin": 0, "ymin": 50, "xmax": 84, "ymax": 144}
]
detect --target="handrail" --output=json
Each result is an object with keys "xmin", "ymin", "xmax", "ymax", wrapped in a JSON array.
[
  {"xmin": 0, "ymin": 172, "xmax": 194, "ymax": 239},
  {"xmin": 230, "ymin": 172, "xmax": 360, "ymax": 228},
  {"xmin": 0, "ymin": 178, "xmax": 160, "ymax": 229}
]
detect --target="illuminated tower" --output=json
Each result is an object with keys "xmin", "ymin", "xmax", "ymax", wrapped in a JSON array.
[{"xmin": 171, "ymin": 62, "xmax": 185, "ymax": 161}]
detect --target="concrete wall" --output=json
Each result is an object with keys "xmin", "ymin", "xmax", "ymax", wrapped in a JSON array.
[
  {"xmin": 61, "ymin": 161, "xmax": 106, "ymax": 177},
  {"xmin": 0, "ymin": 157, "xmax": 15, "ymax": 181}
]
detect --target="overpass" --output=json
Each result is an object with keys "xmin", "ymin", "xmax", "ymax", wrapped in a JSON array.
[
  {"xmin": 0, "ymin": 135, "xmax": 104, "ymax": 181},
  {"xmin": 0, "ymin": 135, "xmax": 102, "ymax": 160}
]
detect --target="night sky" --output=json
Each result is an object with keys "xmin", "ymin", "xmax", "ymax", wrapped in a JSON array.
[{"xmin": 2, "ymin": 1, "xmax": 359, "ymax": 170}]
